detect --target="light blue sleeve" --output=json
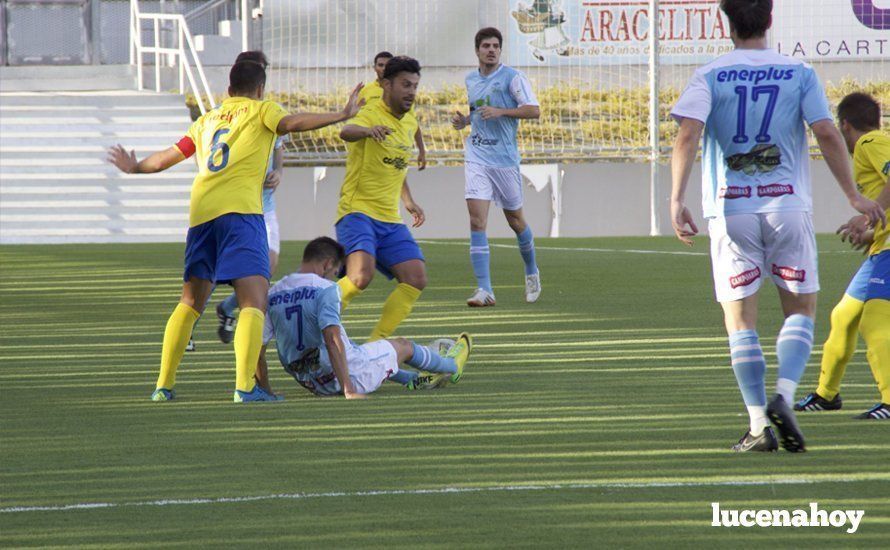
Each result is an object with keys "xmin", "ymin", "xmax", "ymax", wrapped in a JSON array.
[
  {"xmin": 671, "ymin": 69, "xmax": 711, "ymax": 124},
  {"xmin": 800, "ymin": 67, "xmax": 832, "ymax": 125},
  {"xmin": 316, "ymin": 285, "xmax": 342, "ymax": 331}
]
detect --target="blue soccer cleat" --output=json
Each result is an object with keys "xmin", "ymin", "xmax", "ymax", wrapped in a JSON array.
[
  {"xmin": 233, "ymin": 385, "xmax": 281, "ymax": 403},
  {"xmin": 151, "ymin": 388, "xmax": 175, "ymax": 401}
]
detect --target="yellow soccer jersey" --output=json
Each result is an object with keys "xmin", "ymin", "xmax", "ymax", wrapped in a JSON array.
[
  {"xmin": 853, "ymin": 130, "xmax": 890, "ymax": 255},
  {"xmin": 175, "ymin": 97, "xmax": 288, "ymax": 227},
  {"xmin": 337, "ymin": 100, "xmax": 418, "ymax": 224}
]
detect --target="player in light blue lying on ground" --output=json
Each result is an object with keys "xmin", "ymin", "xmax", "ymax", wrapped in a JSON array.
[{"xmin": 250, "ymin": 237, "xmax": 472, "ymax": 401}]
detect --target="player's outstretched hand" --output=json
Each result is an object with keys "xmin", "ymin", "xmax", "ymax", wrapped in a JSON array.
[
  {"xmin": 849, "ymin": 193, "xmax": 887, "ymax": 229},
  {"xmin": 342, "ymin": 83, "xmax": 365, "ymax": 119},
  {"xmin": 451, "ymin": 111, "xmax": 468, "ymax": 130},
  {"xmin": 406, "ymin": 201, "xmax": 425, "ymax": 228},
  {"xmin": 417, "ymin": 148, "xmax": 427, "ymax": 171},
  {"xmin": 670, "ymin": 200, "xmax": 698, "ymax": 246},
  {"xmin": 107, "ymin": 144, "xmax": 137, "ymax": 174},
  {"xmin": 367, "ymin": 125, "xmax": 392, "ymax": 142}
]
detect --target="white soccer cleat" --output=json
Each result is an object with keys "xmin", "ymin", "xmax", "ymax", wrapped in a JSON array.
[
  {"xmin": 466, "ymin": 288, "xmax": 496, "ymax": 307},
  {"xmin": 525, "ymin": 272, "xmax": 541, "ymax": 303}
]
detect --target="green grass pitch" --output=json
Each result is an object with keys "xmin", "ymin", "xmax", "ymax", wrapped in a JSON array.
[{"xmin": 1, "ymin": 236, "xmax": 888, "ymax": 547}]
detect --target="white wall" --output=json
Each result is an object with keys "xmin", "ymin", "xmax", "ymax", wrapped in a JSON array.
[{"xmin": 275, "ymin": 160, "xmax": 854, "ymax": 240}]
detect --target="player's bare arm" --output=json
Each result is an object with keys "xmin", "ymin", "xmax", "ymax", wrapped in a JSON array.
[
  {"xmin": 477, "ymin": 104, "xmax": 540, "ymax": 120},
  {"xmin": 811, "ymin": 119, "xmax": 886, "ymax": 228},
  {"xmin": 106, "ymin": 145, "xmax": 185, "ymax": 174},
  {"xmin": 263, "ymin": 147, "xmax": 284, "ymax": 191},
  {"xmin": 415, "ymin": 127, "xmax": 427, "ymax": 170},
  {"xmin": 669, "ymin": 117, "xmax": 703, "ymax": 246},
  {"xmin": 322, "ymin": 325, "xmax": 365, "ymax": 399},
  {"xmin": 401, "ymin": 179, "xmax": 425, "ymax": 228},
  {"xmin": 340, "ymin": 124, "xmax": 392, "ymax": 142},
  {"xmin": 276, "ymin": 83, "xmax": 364, "ymax": 135}
]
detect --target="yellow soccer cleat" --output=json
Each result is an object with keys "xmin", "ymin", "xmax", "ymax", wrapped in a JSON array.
[{"xmin": 446, "ymin": 332, "xmax": 472, "ymax": 384}]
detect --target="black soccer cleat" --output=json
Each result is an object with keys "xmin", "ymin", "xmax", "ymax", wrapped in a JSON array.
[
  {"xmin": 216, "ymin": 303, "xmax": 237, "ymax": 344},
  {"xmin": 731, "ymin": 426, "xmax": 779, "ymax": 452},
  {"xmin": 855, "ymin": 403, "xmax": 890, "ymax": 420},
  {"xmin": 794, "ymin": 391, "xmax": 842, "ymax": 412},
  {"xmin": 767, "ymin": 395, "xmax": 807, "ymax": 453}
]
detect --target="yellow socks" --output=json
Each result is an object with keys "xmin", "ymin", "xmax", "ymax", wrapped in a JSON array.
[
  {"xmin": 860, "ymin": 299, "xmax": 890, "ymax": 403},
  {"xmin": 337, "ymin": 276, "xmax": 363, "ymax": 311},
  {"xmin": 369, "ymin": 283, "xmax": 422, "ymax": 341},
  {"xmin": 817, "ymin": 294, "xmax": 864, "ymax": 400},
  {"xmin": 234, "ymin": 307, "xmax": 265, "ymax": 392},
  {"xmin": 157, "ymin": 303, "xmax": 200, "ymax": 390}
]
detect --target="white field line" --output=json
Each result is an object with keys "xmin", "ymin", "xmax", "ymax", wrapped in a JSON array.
[
  {"xmin": 416, "ymin": 239, "xmax": 707, "ymax": 256},
  {"xmin": 1, "ymin": 476, "xmax": 883, "ymax": 514}
]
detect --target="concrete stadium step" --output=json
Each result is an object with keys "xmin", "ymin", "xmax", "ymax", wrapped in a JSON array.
[
  {"xmin": 0, "ymin": 88, "xmax": 196, "ymax": 244},
  {"xmin": 0, "ymin": 90, "xmax": 188, "ymax": 107},
  {"xmin": 0, "ymin": 65, "xmax": 136, "ymax": 92}
]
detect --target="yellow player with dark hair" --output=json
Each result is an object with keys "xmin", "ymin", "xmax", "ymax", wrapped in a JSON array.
[
  {"xmin": 108, "ymin": 60, "xmax": 362, "ymax": 402},
  {"xmin": 796, "ymin": 92, "xmax": 890, "ymax": 419},
  {"xmin": 336, "ymin": 56, "xmax": 427, "ymax": 341}
]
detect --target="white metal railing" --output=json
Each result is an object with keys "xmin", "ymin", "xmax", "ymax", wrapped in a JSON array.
[{"xmin": 128, "ymin": 0, "xmax": 216, "ymax": 115}]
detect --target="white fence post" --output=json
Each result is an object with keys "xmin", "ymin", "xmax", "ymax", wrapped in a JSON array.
[{"xmin": 648, "ymin": 0, "xmax": 661, "ymax": 237}]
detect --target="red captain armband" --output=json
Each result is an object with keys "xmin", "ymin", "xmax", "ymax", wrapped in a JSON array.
[{"xmin": 175, "ymin": 136, "xmax": 196, "ymax": 158}]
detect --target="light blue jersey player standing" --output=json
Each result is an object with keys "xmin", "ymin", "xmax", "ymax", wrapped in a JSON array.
[
  {"xmin": 255, "ymin": 237, "xmax": 472, "ymax": 398},
  {"xmin": 452, "ymin": 27, "xmax": 542, "ymax": 307},
  {"xmin": 669, "ymin": 0, "xmax": 884, "ymax": 453}
]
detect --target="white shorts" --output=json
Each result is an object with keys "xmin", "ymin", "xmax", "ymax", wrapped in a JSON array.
[
  {"xmin": 346, "ymin": 339, "xmax": 399, "ymax": 394},
  {"xmin": 708, "ymin": 211, "xmax": 819, "ymax": 303},
  {"xmin": 264, "ymin": 210, "xmax": 280, "ymax": 254},
  {"xmin": 464, "ymin": 161, "xmax": 524, "ymax": 211}
]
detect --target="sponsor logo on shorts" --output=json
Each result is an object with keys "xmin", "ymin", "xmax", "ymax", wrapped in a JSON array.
[
  {"xmin": 382, "ymin": 156, "xmax": 408, "ymax": 170},
  {"xmin": 719, "ymin": 186, "xmax": 752, "ymax": 199},
  {"xmin": 471, "ymin": 134, "xmax": 500, "ymax": 147},
  {"xmin": 757, "ymin": 183, "xmax": 794, "ymax": 197},
  {"xmin": 729, "ymin": 267, "xmax": 761, "ymax": 288},
  {"xmin": 772, "ymin": 264, "xmax": 806, "ymax": 282},
  {"xmin": 868, "ymin": 277, "xmax": 886, "ymax": 285}
]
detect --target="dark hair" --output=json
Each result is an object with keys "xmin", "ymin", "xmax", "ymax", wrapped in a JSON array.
[
  {"xmin": 229, "ymin": 61, "xmax": 266, "ymax": 94},
  {"xmin": 373, "ymin": 51, "xmax": 394, "ymax": 64},
  {"xmin": 475, "ymin": 27, "xmax": 503, "ymax": 49},
  {"xmin": 303, "ymin": 237, "xmax": 345, "ymax": 264},
  {"xmin": 837, "ymin": 92, "xmax": 881, "ymax": 132},
  {"xmin": 382, "ymin": 56, "xmax": 421, "ymax": 81},
  {"xmin": 720, "ymin": 0, "xmax": 772, "ymax": 40},
  {"xmin": 235, "ymin": 50, "xmax": 269, "ymax": 69}
]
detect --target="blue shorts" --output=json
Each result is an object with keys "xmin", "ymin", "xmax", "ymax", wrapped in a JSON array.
[
  {"xmin": 184, "ymin": 213, "xmax": 270, "ymax": 285},
  {"xmin": 335, "ymin": 212, "xmax": 424, "ymax": 279},
  {"xmin": 865, "ymin": 250, "xmax": 890, "ymax": 301}
]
